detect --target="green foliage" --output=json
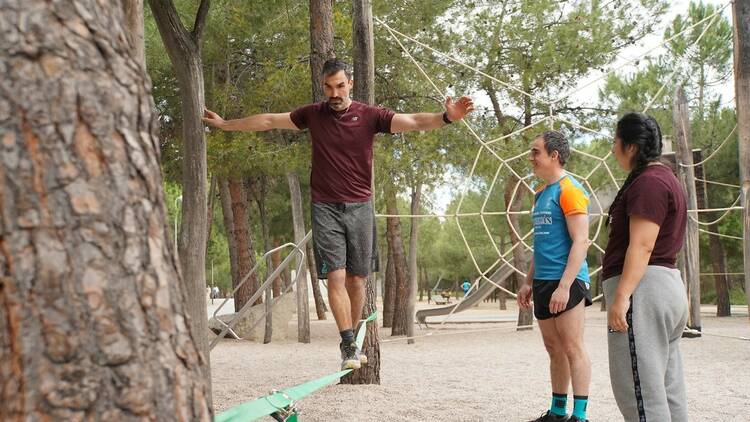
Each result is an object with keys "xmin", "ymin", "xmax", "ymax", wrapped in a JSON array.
[{"xmin": 145, "ymin": 1, "xmax": 740, "ymax": 299}]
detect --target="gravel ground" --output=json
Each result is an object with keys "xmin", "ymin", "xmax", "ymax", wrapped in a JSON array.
[{"xmin": 210, "ymin": 301, "xmax": 750, "ymax": 421}]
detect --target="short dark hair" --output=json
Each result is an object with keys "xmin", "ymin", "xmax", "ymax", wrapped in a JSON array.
[
  {"xmin": 537, "ymin": 130, "xmax": 570, "ymax": 166},
  {"xmin": 321, "ymin": 58, "xmax": 352, "ymax": 80}
]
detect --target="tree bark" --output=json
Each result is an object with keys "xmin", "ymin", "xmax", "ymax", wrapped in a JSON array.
[
  {"xmin": 123, "ymin": 0, "xmax": 146, "ymax": 67},
  {"xmin": 148, "ymin": 0, "xmax": 212, "ymax": 398},
  {"xmin": 489, "ymin": 85, "xmax": 533, "ymax": 329},
  {"xmin": 386, "ymin": 185, "xmax": 410, "ymax": 336},
  {"xmin": 0, "ymin": 1, "xmax": 211, "ymax": 418},
  {"xmin": 731, "ymin": 0, "xmax": 750, "ymax": 318},
  {"xmin": 673, "ymin": 85, "xmax": 702, "ymax": 334},
  {"xmin": 286, "ymin": 173, "xmax": 310, "ymax": 343},
  {"xmin": 382, "ymin": 241, "xmax": 397, "ymax": 328},
  {"xmin": 341, "ymin": 0, "xmax": 381, "ymax": 385},
  {"xmin": 205, "ymin": 174, "xmax": 217, "ymax": 259},
  {"xmin": 406, "ymin": 183, "xmax": 422, "ymax": 344},
  {"xmin": 228, "ymin": 179, "xmax": 258, "ymax": 311},
  {"xmin": 250, "ymin": 176, "xmax": 274, "ymax": 343},
  {"xmin": 307, "ymin": 239, "xmax": 328, "ymax": 318},
  {"xmin": 271, "ymin": 238, "xmax": 283, "ymax": 298},
  {"xmin": 707, "ymin": 225, "xmax": 731, "ymax": 316},
  {"xmin": 309, "ymin": 0, "xmax": 335, "ymax": 102},
  {"xmin": 219, "ymin": 179, "xmax": 240, "ymax": 287}
]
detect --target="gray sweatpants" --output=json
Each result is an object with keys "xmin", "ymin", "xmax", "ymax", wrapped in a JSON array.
[{"xmin": 603, "ymin": 266, "xmax": 689, "ymax": 422}]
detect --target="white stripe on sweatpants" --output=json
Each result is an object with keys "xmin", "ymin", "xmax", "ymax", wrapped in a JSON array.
[{"xmin": 603, "ymin": 265, "xmax": 689, "ymax": 422}]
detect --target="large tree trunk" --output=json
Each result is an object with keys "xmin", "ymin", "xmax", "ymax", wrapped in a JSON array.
[
  {"xmin": 382, "ymin": 245, "xmax": 397, "ymax": 328},
  {"xmin": 732, "ymin": 0, "xmax": 750, "ymax": 319},
  {"xmin": 149, "ymin": 0, "xmax": 212, "ymax": 399},
  {"xmin": 406, "ymin": 183, "xmax": 422, "ymax": 344},
  {"xmin": 123, "ymin": 0, "xmax": 146, "ymax": 67},
  {"xmin": 0, "ymin": 1, "xmax": 211, "ymax": 419},
  {"xmin": 386, "ymin": 185, "xmax": 410, "ymax": 336},
  {"xmin": 228, "ymin": 179, "xmax": 258, "ymax": 311}
]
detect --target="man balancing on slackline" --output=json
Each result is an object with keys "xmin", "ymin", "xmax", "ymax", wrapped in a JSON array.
[{"xmin": 203, "ymin": 58, "xmax": 474, "ymax": 370}]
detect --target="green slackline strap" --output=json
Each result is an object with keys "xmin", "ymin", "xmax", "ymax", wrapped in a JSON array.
[{"xmin": 215, "ymin": 312, "xmax": 377, "ymax": 422}]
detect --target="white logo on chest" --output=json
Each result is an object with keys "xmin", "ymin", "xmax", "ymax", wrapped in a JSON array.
[{"xmin": 352, "ymin": 116, "xmax": 359, "ymax": 122}]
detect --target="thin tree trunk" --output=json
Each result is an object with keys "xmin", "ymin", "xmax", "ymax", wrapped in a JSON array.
[
  {"xmin": 703, "ymin": 171, "xmax": 731, "ymax": 316},
  {"xmin": 309, "ymin": 0, "xmax": 335, "ymax": 102},
  {"xmin": 307, "ymin": 239, "xmax": 329, "ymax": 318},
  {"xmin": 383, "ymin": 242, "xmax": 397, "ymax": 328},
  {"xmin": 406, "ymin": 183, "xmax": 422, "ymax": 344},
  {"xmin": 707, "ymin": 225, "xmax": 731, "ymax": 316},
  {"xmin": 149, "ymin": 0, "xmax": 212, "ymax": 400},
  {"xmin": 386, "ymin": 184, "xmax": 410, "ymax": 336},
  {"xmin": 219, "ymin": 179, "xmax": 240, "ymax": 287},
  {"xmin": 271, "ymin": 238, "xmax": 283, "ymax": 297},
  {"xmin": 205, "ymin": 174, "xmax": 217, "ymax": 258},
  {"xmin": 228, "ymin": 178, "xmax": 258, "ymax": 311},
  {"xmin": 286, "ymin": 173, "xmax": 310, "ymax": 343},
  {"xmin": 674, "ymin": 85, "xmax": 702, "ymax": 334},
  {"xmin": 505, "ymin": 177, "xmax": 533, "ymax": 328},
  {"xmin": 0, "ymin": 1, "xmax": 211, "ymax": 418},
  {"xmin": 341, "ymin": 0, "xmax": 380, "ymax": 385},
  {"xmin": 251, "ymin": 176, "xmax": 274, "ymax": 343}
]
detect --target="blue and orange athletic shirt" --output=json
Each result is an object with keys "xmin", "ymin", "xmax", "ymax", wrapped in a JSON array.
[{"xmin": 532, "ymin": 175, "xmax": 590, "ymax": 284}]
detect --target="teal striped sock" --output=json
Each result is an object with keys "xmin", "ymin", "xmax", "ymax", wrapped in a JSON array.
[
  {"xmin": 572, "ymin": 395, "xmax": 588, "ymax": 420},
  {"xmin": 550, "ymin": 392, "xmax": 567, "ymax": 416}
]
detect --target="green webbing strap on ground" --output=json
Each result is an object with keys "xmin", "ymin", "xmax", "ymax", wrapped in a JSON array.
[{"xmin": 215, "ymin": 312, "xmax": 377, "ymax": 422}]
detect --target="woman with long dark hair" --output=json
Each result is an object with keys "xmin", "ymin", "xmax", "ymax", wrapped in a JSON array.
[{"xmin": 602, "ymin": 112, "xmax": 689, "ymax": 421}]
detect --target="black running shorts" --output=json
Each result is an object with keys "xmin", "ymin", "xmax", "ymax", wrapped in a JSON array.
[{"xmin": 532, "ymin": 278, "xmax": 592, "ymax": 320}]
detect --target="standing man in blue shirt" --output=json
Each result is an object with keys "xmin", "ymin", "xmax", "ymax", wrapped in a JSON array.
[{"xmin": 517, "ymin": 131, "xmax": 593, "ymax": 422}]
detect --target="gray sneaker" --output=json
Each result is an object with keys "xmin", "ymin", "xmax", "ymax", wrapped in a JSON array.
[{"xmin": 340, "ymin": 341, "xmax": 361, "ymax": 370}]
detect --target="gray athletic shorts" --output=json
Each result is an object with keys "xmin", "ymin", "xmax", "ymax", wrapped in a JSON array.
[{"xmin": 311, "ymin": 200, "xmax": 379, "ymax": 279}]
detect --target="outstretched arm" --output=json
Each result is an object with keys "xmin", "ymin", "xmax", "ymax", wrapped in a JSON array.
[
  {"xmin": 390, "ymin": 96, "xmax": 474, "ymax": 133},
  {"xmin": 202, "ymin": 109, "xmax": 300, "ymax": 132}
]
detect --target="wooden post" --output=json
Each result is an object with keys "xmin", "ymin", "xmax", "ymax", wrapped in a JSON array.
[
  {"xmin": 673, "ymin": 85, "xmax": 702, "ymax": 335},
  {"xmin": 341, "ymin": 0, "xmax": 381, "ymax": 385},
  {"xmin": 732, "ymin": 0, "xmax": 750, "ymax": 317}
]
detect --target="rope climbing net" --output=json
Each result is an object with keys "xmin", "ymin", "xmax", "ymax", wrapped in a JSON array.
[{"xmin": 373, "ymin": 1, "xmax": 743, "ymax": 313}]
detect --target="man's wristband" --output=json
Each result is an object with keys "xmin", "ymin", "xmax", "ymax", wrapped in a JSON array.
[{"xmin": 442, "ymin": 111, "xmax": 453, "ymax": 124}]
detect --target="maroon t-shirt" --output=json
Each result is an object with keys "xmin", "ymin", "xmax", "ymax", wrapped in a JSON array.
[
  {"xmin": 290, "ymin": 101, "xmax": 395, "ymax": 203},
  {"xmin": 602, "ymin": 164, "xmax": 687, "ymax": 280}
]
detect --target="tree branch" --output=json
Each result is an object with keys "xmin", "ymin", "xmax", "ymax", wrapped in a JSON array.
[
  {"xmin": 148, "ymin": 0, "xmax": 193, "ymax": 57},
  {"xmin": 192, "ymin": 0, "xmax": 211, "ymax": 42}
]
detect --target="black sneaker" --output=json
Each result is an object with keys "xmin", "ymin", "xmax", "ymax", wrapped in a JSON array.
[
  {"xmin": 339, "ymin": 341, "xmax": 361, "ymax": 370},
  {"xmin": 528, "ymin": 411, "xmax": 569, "ymax": 422},
  {"xmin": 568, "ymin": 417, "xmax": 588, "ymax": 422}
]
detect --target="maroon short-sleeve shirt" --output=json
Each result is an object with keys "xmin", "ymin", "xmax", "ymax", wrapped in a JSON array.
[
  {"xmin": 602, "ymin": 164, "xmax": 687, "ymax": 280},
  {"xmin": 290, "ymin": 101, "xmax": 395, "ymax": 203}
]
